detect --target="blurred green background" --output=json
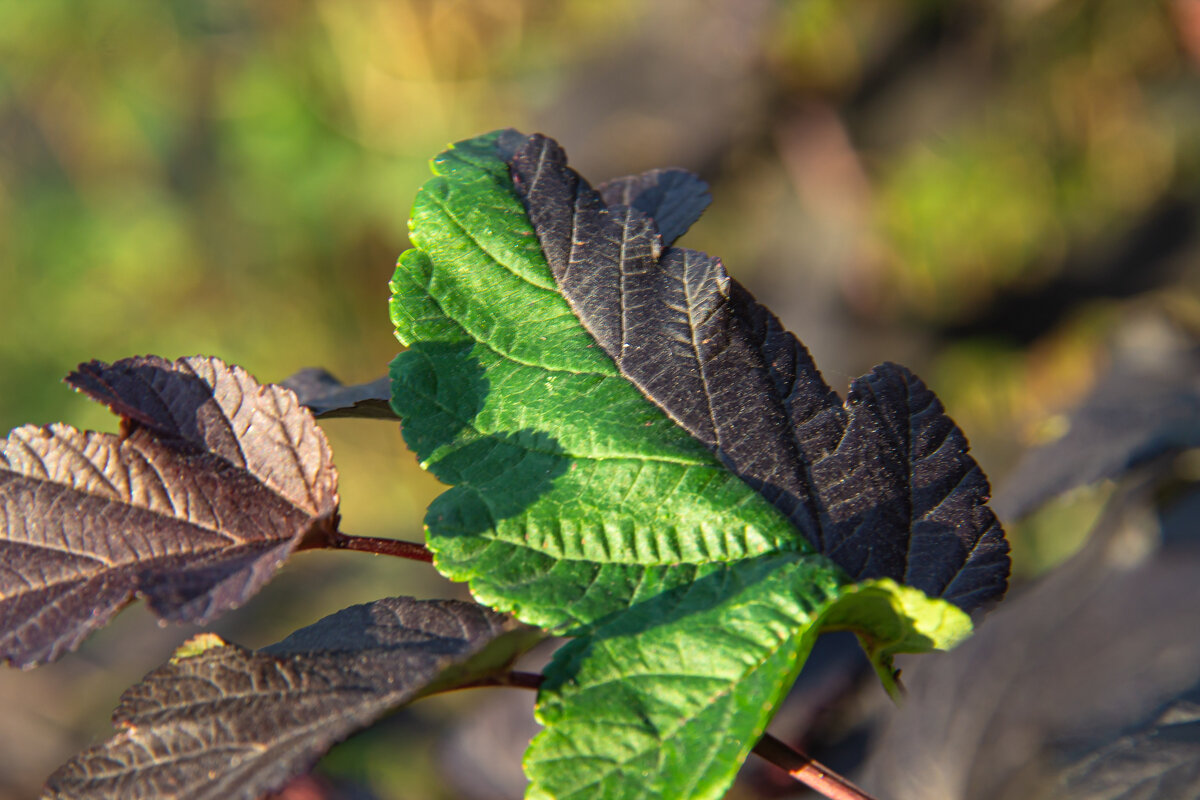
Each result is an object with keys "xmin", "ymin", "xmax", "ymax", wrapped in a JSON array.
[{"xmin": 2, "ymin": 1, "xmax": 1199, "ymax": 798}]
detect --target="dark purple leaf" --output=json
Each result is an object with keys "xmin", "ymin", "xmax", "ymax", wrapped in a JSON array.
[
  {"xmin": 278, "ymin": 368, "xmax": 397, "ymax": 420},
  {"xmin": 0, "ymin": 356, "xmax": 339, "ymax": 667},
  {"xmin": 508, "ymin": 133, "xmax": 1008, "ymax": 611},
  {"xmin": 597, "ymin": 168, "xmax": 711, "ymax": 247},
  {"xmin": 44, "ymin": 597, "xmax": 537, "ymax": 800},
  {"xmin": 813, "ymin": 364, "xmax": 1009, "ymax": 610}
]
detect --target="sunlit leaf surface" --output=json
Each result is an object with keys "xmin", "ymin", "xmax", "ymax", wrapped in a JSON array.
[{"xmin": 390, "ymin": 131, "xmax": 1001, "ymax": 799}]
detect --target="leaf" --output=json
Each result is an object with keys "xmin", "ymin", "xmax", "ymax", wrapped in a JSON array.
[
  {"xmin": 814, "ymin": 364, "xmax": 1009, "ymax": 611},
  {"xmin": 279, "ymin": 368, "xmax": 398, "ymax": 420},
  {"xmin": 995, "ymin": 347, "xmax": 1200, "ymax": 520},
  {"xmin": 390, "ymin": 131, "xmax": 811, "ymax": 633},
  {"xmin": 596, "ymin": 168, "xmax": 711, "ymax": 248},
  {"xmin": 389, "ymin": 130, "xmax": 999, "ymax": 800},
  {"xmin": 1059, "ymin": 697, "xmax": 1200, "ymax": 800},
  {"xmin": 525, "ymin": 558, "xmax": 967, "ymax": 800},
  {"xmin": 818, "ymin": 578, "xmax": 973, "ymax": 699},
  {"xmin": 0, "ymin": 356, "xmax": 339, "ymax": 667},
  {"xmin": 508, "ymin": 133, "xmax": 1008, "ymax": 611},
  {"xmin": 43, "ymin": 597, "xmax": 538, "ymax": 800}
]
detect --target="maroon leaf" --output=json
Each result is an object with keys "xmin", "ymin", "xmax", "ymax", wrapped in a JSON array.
[
  {"xmin": 43, "ymin": 597, "xmax": 538, "ymax": 800},
  {"xmin": 0, "ymin": 356, "xmax": 339, "ymax": 667}
]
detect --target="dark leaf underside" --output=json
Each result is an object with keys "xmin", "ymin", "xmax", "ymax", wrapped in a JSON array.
[
  {"xmin": 279, "ymin": 367, "xmax": 398, "ymax": 420},
  {"xmin": 508, "ymin": 132, "xmax": 1009, "ymax": 611},
  {"xmin": 44, "ymin": 597, "xmax": 535, "ymax": 800},
  {"xmin": 1059, "ymin": 698, "xmax": 1200, "ymax": 800},
  {"xmin": 597, "ymin": 168, "xmax": 711, "ymax": 248},
  {"xmin": 0, "ymin": 356, "xmax": 339, "ymax": 667}
]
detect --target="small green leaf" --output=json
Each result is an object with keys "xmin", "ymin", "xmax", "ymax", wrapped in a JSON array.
[
  {"xmin": 818, "ymin": 579, "xmax": 973, "ymax": 700},
  {"xmin": 168, "ymin": 632, "xmax": 228, "ymax": 663}
]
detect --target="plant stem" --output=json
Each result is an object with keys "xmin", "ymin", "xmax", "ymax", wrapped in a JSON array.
[
  {"xmin": 751, "ymin": 733, "xmax": 879, "ymax": 800},
  {"xmin": 461, "ymin": 671, "xmax": 877, "ymax": 800},
  {"xmin": 453, "ymin": 670, "xmax": 546, "ymax": 691},
  {"xmin": 324, "ymin": 531, "xmax": 434, "ymax": 562}
]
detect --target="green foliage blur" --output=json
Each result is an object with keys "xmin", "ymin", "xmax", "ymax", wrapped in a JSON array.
[{"xmin": 1, "ymin": 1, "xmax": 1199, "ymax": 798}]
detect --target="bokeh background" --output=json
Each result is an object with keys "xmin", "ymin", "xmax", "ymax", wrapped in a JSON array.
[{"xmin": 2, "ymin": 1, "xmax": 1199, "ymax": 798}]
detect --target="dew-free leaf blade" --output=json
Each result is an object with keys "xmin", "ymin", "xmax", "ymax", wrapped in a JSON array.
[
  {"xmin": 0, "ymin": 356, "xmax": 339, "ymax": 667},
  {"xmin": 509, "ymin": 133, "xmax": 841, "ymax": 549},
  {"xmin": 995, "ymin": 348, "xmax": 1200, "ymax": 520},
  {"xmin": 861, "ymin": 491, "xmax": 1200, "ymax": 800},
  {"xmin": 67, "ymin": 355, "xmax": 339, "ymax": 518},
  {"xmin": 43, "ymin": 597, "xmax": 537, "ymax": 800},
  {"xmin": 597, "ymin": 168, "xmax": 711, "ymax": 247},
  {"xmin": 388, "ymin": 130, "xmax": 1007, "ymax": 800},
  {"xmin": 525, "ymin": 555, "xmax": 839, "ymax": 800},
  {"xmin": 1058, "ymin": 698, "xmax": 1200, "ymax": 800}
]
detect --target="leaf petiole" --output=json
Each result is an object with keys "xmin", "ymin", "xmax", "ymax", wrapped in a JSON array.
[
  {"xmin": 320, "ymin": 531, "xmax": 434, "ymax": 563},
  {"xmin": 751, "ymin": 733, "xmax": 879, "ymax": 800}
]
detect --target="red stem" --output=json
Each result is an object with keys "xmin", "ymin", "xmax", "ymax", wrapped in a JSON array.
[
  {"xmin": 324, "ymin": 531, "xmax": 434, "ymax": 563},
  {"xmin": 452, "ymin": 670, "xmax": 546, "ymax": 691},
  {"xmin": 463, "ymin": 672, "xmax": 877, "ymax": 800},
  {"xmin": 751, "ymin": 733, "xmax": 879, "ymax": 800}
]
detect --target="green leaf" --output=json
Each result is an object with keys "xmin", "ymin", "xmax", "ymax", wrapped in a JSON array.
[
  {"xmin": 388, "ymin": 130, "xmax": 996, "ymax": 800},
  {"xmin": 525, "ymin": 562, "xmax": 967, "ymax": 800},
  {"xmin": 389, "ymin": 132, "xmax": 813, "ymax": 632},
  {"xmin": 509, "ymin": 134, "xmax": 1009, "ymax": 611},
  {"xmin": 818, "ymin": 578, "xmax": 972, "ymax": 700}
]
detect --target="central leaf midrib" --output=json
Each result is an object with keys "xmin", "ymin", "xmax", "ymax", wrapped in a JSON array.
[{"xmin": 681, "ymin": 256, "xmax": 721, "ymax": 448}]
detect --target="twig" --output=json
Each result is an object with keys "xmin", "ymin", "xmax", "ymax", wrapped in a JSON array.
[
  {"xmin": 455, "ymin": 671, "xmax": 876, "ymax": 800},
  {"xmin": 752, "ymin": 733, "xmax": 879, "ymax": 800},
  {"xmin": 451, "ymin": 670, "xmax": 546, "ymax": 692},
  {"xmin": 323, "ymin": 531, "xmax": 434, "ymax": 562}
]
